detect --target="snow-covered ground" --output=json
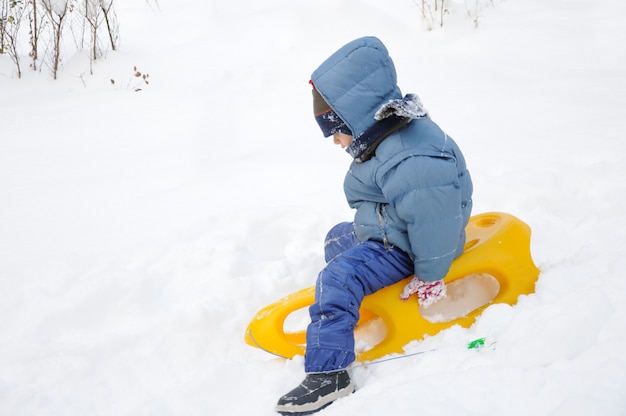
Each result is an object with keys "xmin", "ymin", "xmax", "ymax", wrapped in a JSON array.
[{"xmin": 2, "ymin": 0, "xmax": 626, "ymax": 414}]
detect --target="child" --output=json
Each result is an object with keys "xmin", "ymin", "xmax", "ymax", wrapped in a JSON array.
[{"xmin": 276, "ymin": 36, "xmax": 473, "ymax": 415}]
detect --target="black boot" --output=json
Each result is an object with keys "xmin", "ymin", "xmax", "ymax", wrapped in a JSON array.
[{"xmin": 275, "ymin": 370, "xmax": 355, "ymax": 415}]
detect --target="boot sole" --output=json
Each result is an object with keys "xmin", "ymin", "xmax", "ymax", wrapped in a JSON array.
[{"xmin": 275, "ymin": 380, "xmax": 355, "ymax": 415}]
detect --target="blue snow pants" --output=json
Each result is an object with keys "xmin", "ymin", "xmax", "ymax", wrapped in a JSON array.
[{"xmin": 304, "ymin": 222, "xmax": 414, "ymax": 373}]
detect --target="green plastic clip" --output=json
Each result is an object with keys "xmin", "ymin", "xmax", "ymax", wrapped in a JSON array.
[{"xmin": 467, "ymin": 337, "xmax": 486, "ymax": 350}]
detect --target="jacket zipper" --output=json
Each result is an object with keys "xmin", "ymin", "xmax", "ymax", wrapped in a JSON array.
[{"xmin": 376, "ymin": 203, "xmax": 391, "ymax": 251}]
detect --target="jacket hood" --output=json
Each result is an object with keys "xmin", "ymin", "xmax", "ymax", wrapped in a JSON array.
[{"xmin": 311, "ymin": 37, "xmax": 402, "ymax": 140}]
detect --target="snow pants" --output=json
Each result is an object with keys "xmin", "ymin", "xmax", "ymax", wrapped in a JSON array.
[{"xmin": 304, "ymin": 222, "xmax": 413, "ymax": 373}]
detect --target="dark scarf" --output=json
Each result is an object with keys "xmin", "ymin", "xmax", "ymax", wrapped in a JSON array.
[{"xmin": 347, "ymin": 115, "xmax": 411, "ymax": 162}]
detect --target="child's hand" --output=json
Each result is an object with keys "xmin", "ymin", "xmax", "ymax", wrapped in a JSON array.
[{"xmin": 400, "ymin": 276, "xmax": 446, "ymax": 307}]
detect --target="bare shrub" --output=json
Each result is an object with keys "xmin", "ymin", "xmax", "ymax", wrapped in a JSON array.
[
  {"xmin": 414, "ymin": 0, "xmax": 500, "ymax": 30},
  {"xmin": 1, "ymin": 0, "xmax": 120, "ymax": 79},
  {"xmin": 1, "ymin": 0, "xmax": 26, "ymax": 77}
]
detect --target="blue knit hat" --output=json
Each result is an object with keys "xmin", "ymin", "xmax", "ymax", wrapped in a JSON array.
[{"xmin": 311, "ymin": 84, "xmax": 352, "ymax": 138}]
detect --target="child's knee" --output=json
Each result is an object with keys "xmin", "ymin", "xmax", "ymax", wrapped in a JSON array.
[{"xmin": 324, "ymin": 222, "xmax": 358, "ymax": 262}]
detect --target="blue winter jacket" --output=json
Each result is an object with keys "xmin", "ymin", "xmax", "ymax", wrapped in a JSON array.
[{"xmin": 311, "ymin": 37, "xmax": 473, "ymax": 281}]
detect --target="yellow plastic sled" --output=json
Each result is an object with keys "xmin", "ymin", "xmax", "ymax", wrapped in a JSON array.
[{"xmin": 245, "ymin": 212, "xmax": 539, "ymax": 362}]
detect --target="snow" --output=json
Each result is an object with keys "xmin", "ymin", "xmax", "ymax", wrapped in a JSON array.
[{"xmin": 1, "ymin": 0, "xmax": 626, "ymax": 414}]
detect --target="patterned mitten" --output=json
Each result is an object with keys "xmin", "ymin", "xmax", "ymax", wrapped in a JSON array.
[{"xmin": 400, "ymin": 277, "xmax": 447, "ymax": 307}]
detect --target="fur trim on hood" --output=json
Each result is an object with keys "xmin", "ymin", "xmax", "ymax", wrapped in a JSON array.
[{"xmin": 375, "ymin": 93, "xmax": 428, "ymax": 121}]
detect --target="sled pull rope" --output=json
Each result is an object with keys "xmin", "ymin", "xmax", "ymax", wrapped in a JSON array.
[
  {"xmin": 351, "ymin": 337, "xmax": 497, "ymax": 368},
  {"xmin": 349, "ymin": 348, "xmax": 437, "ymax": 369}
]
